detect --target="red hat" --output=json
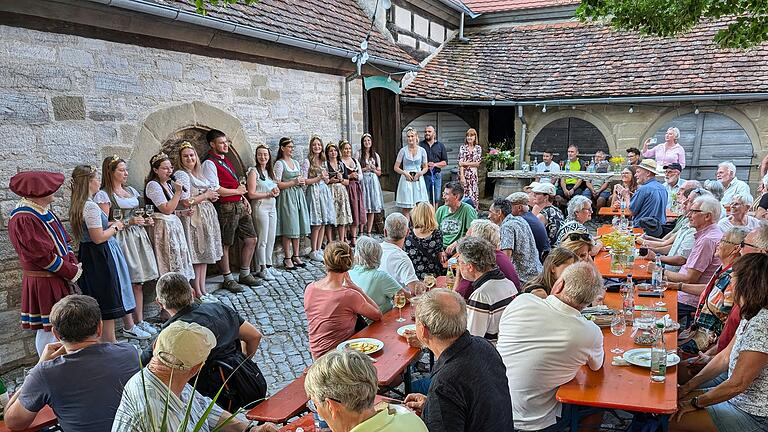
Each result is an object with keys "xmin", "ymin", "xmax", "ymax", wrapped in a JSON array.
[{"xmin": 10, "ymin": 171, "xmax": 65, "ymax": 198}]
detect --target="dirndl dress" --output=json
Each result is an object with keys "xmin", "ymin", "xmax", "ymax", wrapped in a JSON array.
[
  {"xmin": 396, "ymin": 147, "xmax": 429, "ymax": 209},
  {"xmin": 361, "ymin": 154, "xmax": 384, "ymax": 213},
  {"xmin": 326, "ymin": 161, "xmax": 353, "ymax": 226},
  {"xmin": 145, "ymin": 181, "xmax": 195, "ymax": 280},
  {"xmin": 301, "ymin": 159, "xmax": 336, "ymax": 226},
  {"xmin": 275, "ymin": 159, "xmax": 311, "ymax": 238},
  {"xmin": 174, "ymin": 171, "xmax": 224, "ymax": 265},
  {"xmin": 343, "ymin": 158, "xmax": 367, "ymax": 227}
]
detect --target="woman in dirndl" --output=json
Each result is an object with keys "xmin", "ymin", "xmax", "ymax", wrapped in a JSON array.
[
  {"xmin": 302, "ymin": 135, "xmax": 336, "ymax": 261},
  {"xmin": 394, "ymin": 127, "xmax": 429, "ymax": 218},
  {"xmin": 68, "ymin": 165, "xmax": 130, "ymax": 343},
  {"xmin": 144, "ymin": 152, "xmax": 195, "ymax": 281},
  {"xmin": 340, "ymin": 139, "xmax": 367, "ymax": 247},
  {"xmin": 275, "ymin": 137, "xmax": 311, "ymax": 270},
  {"xmin": 358, "ymin": 133, "xmax": 384, "ymax": 236},
  {"xmin": 95, "ymin": 156, "xmax": 159, "ymax": 339},
  {"xmin": 325, "ymin": 141, "xmax": 354, "ymax": 244}
]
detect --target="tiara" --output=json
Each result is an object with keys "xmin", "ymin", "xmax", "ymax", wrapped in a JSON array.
[
  {"xmin": 150, "ymin": 152, "xmax": 168, "ymax": 165},
  {"xmin": 179, "ymin": 141, "xmax": 194, "ymax": 151},
  {"xmin": 73, "ymin": 165, "xmax": 97, "ymax": 179}
]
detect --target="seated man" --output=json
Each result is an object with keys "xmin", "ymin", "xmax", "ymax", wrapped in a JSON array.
[
  {"xmin": 378, "ymin": 212, "xmax": 420, "ymax": 293},
  {"xmin": 497, "ymin": 262, "xmax": 605, "ymax": 431},
  {"xmin": 490, "ymin": 198, "xmax": 542, "ymax": 284},
  {"xmin": 663, "ymin": 162, "xmax": 685, "ymax": 210},
  {"xmin": 644, "ymin": 187, "xmax": 704, "ymax": 272},
  {"xmin": 404, "ymin": 289, "xmax": 513, "ymax": 430},
  {"xmin": 304, "ymin": 350, "xmax": 428, "ymax": 431},
  {"xmin": 456, "ymin": 236, "xmax": 518, "ymax": 343},
  {"xmin": 141, "ymin": 272, "xmax": 267, "ymax": 412},
  {"xmin": 717, "ymin": 161, "xmax": 751, "ymax": 205},
  {"xmin": 582, "ymin": 150, "xmax": 612, "ymax": 209},
  {"xmin": 534, "ymin": 149, "xmax": 560, "ymax": 184},
  {"xmin": 4, "ymin": 295, "xmax": 140, "ymax": 432},
  {"xmin": 509, "ymin": 192, "xmax": 551, "ymax": 261},
  {"xmin": 114, "ymin": 321, "xmax": 276, "ymax": 432},
  {"xmin": 630, "ymin": 159, "xmax": 668, "ymax": 230},
  {"xmin": 555, "ymin": 145, "xmax": 586, "ymax": 207},
  {"xmin": 626, "ymin": 147, "xmax": 641, "ymax": 166},
  {"xmin": 436, "ymin": 182, "xmax": 477, "ymax": 256}
]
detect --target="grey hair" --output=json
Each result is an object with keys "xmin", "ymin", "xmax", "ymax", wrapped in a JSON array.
[
  {"xmin": 415, "ymin": 288, "xmax": 467, "ymax": 341},
  {"xmin": 469, "ymin": 219, "xmax": 501, "ymax": 248},
  {"xmin": 508, "ymin": 192, "xmax": 529, "ymax": 205},
  {"xmin": 560, "ymin": 262, "xmax": 603, "ymax": 306},
  {"xmin": 725, "ymin": 226, "xmax": 750, "ymax": 245},
  {"xmin": 156, "ymin": 272, "xmax": 194, "ymax": 310},
  {"xmin": 567, "ymin": 195, "xmax": 592, "ymax": 218},
  {"xmin": 730, "ymin": 193, "xmax": 754, "ymax": 206},
  {"xmin": 384, "ymin": 212, "xmax": 409, "ymax": 241},
  {"xmin": 703, "ymin": 180, "xmax": 725, "ymax": 201},
  {"xmin": 718, "ymin": 161, "xmax": 737, "ymax": 175},
  {"xmin": 762, "ymin": 173, "xmax": 768, "ymax": 188},
  {"xmin": 752, "ymin": 222, "xmax": 768, "ymax": 248},
  {"xmin": 694, "ymin": 195, "xmax": 722, "ymax": 220},
  {"xmin": 304, "ymin": 350, "xmax": 377, "ymax": 413},
  {"xmin": 354, "ymin": 236, "xmax": 382, "ymax": 269},
  {"xmin": 456, "ymin": 236, "xmax": 497, "ymax": 273},
  {"xmin": 668, "ymin": 127, "xmax": 681, "ymax": 141},
  {"xmin": 682, "ymin": 180, "xmax": 702, "ymax": 190}
]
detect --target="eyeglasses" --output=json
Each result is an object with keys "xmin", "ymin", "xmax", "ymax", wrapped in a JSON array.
[
  {"xmin": 567, "ymin": 232, "xmax": 592, "ymax": 242},
  {"xmin": 687, "ymin": 209, "xmax": 709, "ymax": 215},
  {"xmin": 741, "ymin": 241, "xmax": 764, "ymax": 250},
  {"xmin": 719, "ymin": 239, "xmax": 740, "ymax": 246}
]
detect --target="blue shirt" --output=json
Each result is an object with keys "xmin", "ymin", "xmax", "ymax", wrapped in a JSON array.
[
  {"xmin": 630, "ymin": 178, "xmax": 668, "ymax": 225},
  {"xmin": 419, "ymin": 139, "xmax": 448, "ymax": 175},
  {"xmin": 520, "ymin": 211, "xmax": 551, "ymax": 259}
]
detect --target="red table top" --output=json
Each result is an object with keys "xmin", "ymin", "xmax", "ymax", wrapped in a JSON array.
[
  {"xmin": 595, "ymin": 226, "xmax": 651, "ymax": 280},
  {"xmin": 598, "ymin": 207, "xmax": 678, "ymax": 219},
  {"xmin": 0, "ymin": 406, "xmax": 57, "ymax": 432},
  {"xmin": 556, "ymin": 291, "xmax": 679, "ymax": 414}
]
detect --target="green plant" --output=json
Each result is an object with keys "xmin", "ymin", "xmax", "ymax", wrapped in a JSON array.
[
  {"xmin": 484, "ymin": 139, "xmax": 517, "ymax": 169},
  {"xmin": 193, "ymin": 0, "xmax": 259, "ymax": 15}
]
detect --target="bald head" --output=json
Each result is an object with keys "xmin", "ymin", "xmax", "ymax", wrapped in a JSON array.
[
  {"xmin": 742, "ymin": 222, "xmax": 768, "ymax": 255},
  {"xmin": 415, "ymin": 288, "xmax": 467, "ymax": 341}
]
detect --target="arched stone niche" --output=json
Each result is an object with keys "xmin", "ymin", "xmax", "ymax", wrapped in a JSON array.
[{"xmin": 129, "ymin": 101, "xmax": 252, "ymax": 187}]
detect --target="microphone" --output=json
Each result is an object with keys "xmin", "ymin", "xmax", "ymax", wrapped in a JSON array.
[{"xmin": 169, "ymin": 173, "xmax": 188, "ymax": 193}]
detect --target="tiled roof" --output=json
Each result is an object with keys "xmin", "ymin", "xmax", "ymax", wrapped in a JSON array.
[
  {"xmin": 461, "ymin": 0, "xmax": 579, "ymax": 13},
  {"xmin": 402, "ymin": 20, "xmax": 768, "ymax": 101},
  {"xmin": 148, "ymin": 0, "xmax": 417, "ymax": 66}
]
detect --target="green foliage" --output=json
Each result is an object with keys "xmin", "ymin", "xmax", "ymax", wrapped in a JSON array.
[
  {"xmin": 576, "ymin": 0, "xmax": 768, "ymax": 49},
  {"xmin": 193, "ymin": 0, "xmax": 259, "ymax": 15}
]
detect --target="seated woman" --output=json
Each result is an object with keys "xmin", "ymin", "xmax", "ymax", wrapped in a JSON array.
[
  {"xmin": 456, "ymin": 219, "xmax": 521, "ymax": 301},
  {"xmin": 404, "ymin": 201, "xmax": 445, "ymax": 279},
  {"xmin": 348, "ymin": 236, "xmax": 406, "ymax": 314},
  {"xmin": 610, "ymin": 166, "xmax": 638, "ymax": 209},
  {"xmin": 560, "ymin": 231, "xmax": 595, "ymax": 263},
  {"xmin": 522, "ymin": 247, "xmax": 578, "ymax": 298},
  {"xmin": 719, "ymin": 194, "xmax": 761, "ymax": 232},
  {"xmin": 304, "ymin": 241, "xmax": 382, "ymax": 359},
  {"xmin": 557, "ymin": 195, "xmax": 593, "ymax": 243},
  {"xmin": 672, "ymin": 253, "xmax": 768, "ymax": 432},
  {"xmin": 304, "ymin": 350, "xmax": 427, "ymax": 431},
  {"xmin": 753, "ymin": 174, "xmax": 768, "ymax": 220}
]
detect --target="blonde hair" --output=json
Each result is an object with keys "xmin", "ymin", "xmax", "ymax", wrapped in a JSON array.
[
  {"xmin": 560, "ymin": 234, "xmax": 592, "ymax": 260},
  {"xmin": 176, "ymin": 141, "xmax": 203, "ymax": 177},
  {"xmin": 469, "ymin": 219, "xmax": 500, "ymax": 249},
  {"xmin": 410, "ymin": 202, "xmax": 437, "ymax": 233},
  {"xmin": 68, "ymin": 165, "xmax": 97, "ymax": 241},
  {"xmin": 304, "ymin": 350, "xmax": 377, "ymax": 413},
  {"xmin": 323, "ymin": 241, "xmax": 353, "ymax": 273}
]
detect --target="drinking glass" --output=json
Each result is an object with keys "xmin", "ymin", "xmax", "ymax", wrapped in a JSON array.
[
  {"xmin": 610, "ymin": 314, "xmax": 626, "ymax": 354},
  {"xmin": 111, "ymin": 208, "xmax": 123, "ymax": 222},
  {"xmin": 134, "ymin": 207, "xmax": 145, "ymax": 218},
  {"xmin": 654, "ymin": 281, "xmax": 668, "ymax": 307},
  {"xmin": 423, "ymin": 273, "xmax": 436, "ymax": 290},
  {"xmin": 145, "ymin": 205, "xmax": 155, "ymax": 217},
  {"xmin": 393, "ymin": 292, "xmax": 407, "ymax": 322}
]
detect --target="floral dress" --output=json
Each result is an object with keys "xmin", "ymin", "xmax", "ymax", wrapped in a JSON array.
[
  {"xmin": 404, "ymin": 229, "xmax": 444, "ymax": 279},
  {"xmin": 458, "ymin": 144, "xmax": 482, "ymax": 210}
]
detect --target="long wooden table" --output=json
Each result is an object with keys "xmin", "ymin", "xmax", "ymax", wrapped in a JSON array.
[
  {"xmin": 594, "ymin": 226, "xmax": 652, "ymax": 280},
  {"xmin": 556, "ymin": 291, "xmax": 678, "ymax": 429},
  {"xmin": 0, "ymin": 406, "xmax": 57, "ymax": 432},
  {"xmin": 599, "ymin": 207, "xmax": 679, "ymax": 219}
]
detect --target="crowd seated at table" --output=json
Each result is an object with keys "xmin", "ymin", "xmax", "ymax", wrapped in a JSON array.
[
  {"xmin": 489, "ymin": 198, "xmax": 542, "ymax": 284},
  {"xmin": 455, "ymin": 219, "xmax": 521, "ymax": 299}
]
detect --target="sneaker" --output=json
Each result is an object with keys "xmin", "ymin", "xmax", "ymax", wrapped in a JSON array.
[
  {"xmin": 221, "ymin": 279, "xmax": 245, "ymax": 293},
  {"xmin": 122, "ymin": 325, "xmax": 151, "ymax": 340},
  {"xmin": 136, "ymin": 321, "xmax": 158, "ymax": 335},
  {"xmin": 238, "ymin": 273, "xmax": 260, "ymax": 286},
  {"xmin": 259, "ymin": 270, "xmax": 276, "ymax": 281},
  {"xmin": 310, "ymin": 250, "xmax": 324, "ymax": 262}
]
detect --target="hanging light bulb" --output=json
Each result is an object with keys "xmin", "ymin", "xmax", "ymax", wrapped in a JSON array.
[
  {"xmin": 694, "ymin": 107, "xmax": 700, "ymax": 115},
  {"xmin": 629, "ymin": 105, "xmax": 634, "ymax": 113},
  {"xmin": 542, "ymin": 105, "xmax": 547, "ymax": 113}
]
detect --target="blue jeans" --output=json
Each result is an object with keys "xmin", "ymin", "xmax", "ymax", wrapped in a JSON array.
[{"xmin": 424, "ymin": 173, "xmax": 442, "ymax": 205}]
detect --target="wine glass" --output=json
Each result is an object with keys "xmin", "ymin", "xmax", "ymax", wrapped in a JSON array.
[
  {"xmin": 654, "ymin": 281, "xmax": 668, "ymax": 307},
  {"xmin": 423, "ymin": 273, "xmax": 436, "ymax": 291},
  {"xmin": 610, "ymin": 313, "xmax": 626, "ymax": 354},
  {"xmin": 111, "ymin": 208, "xmax": 123, "ymax": 222},
  {"xmin": 134, "ymin": 207, "xmax": 145, "ymax": 218},
  {"xmin": 239, "ymin": 176, "xmax": 247, "ymax": 186},
  {"xmin": 144, "ymin": 205, "xmax": 155, "ymax": 217},
  {"xmin": 393, "ymin": 292, "xmax": 407, "ymax": 322}
]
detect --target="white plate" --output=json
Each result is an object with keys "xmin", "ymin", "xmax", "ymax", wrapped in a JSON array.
[
  {"xmin": 623, "ymin": 348, "xmax": 680, "ymax": 368},
  {"xmin": 633, "ymin": 321, "xmax": 680, "ymax": 333},
  {"xmin": 397, "ymin": 324, "xmax": 416, "ymax": 337},
  {"xmin": 337, "ymin": 337, "xmax": 384, "ymax": 355}
]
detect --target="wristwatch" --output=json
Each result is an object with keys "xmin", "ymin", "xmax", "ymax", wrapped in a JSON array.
[
  {"xmin": 691, "ymin": 396, "xmax": 703, "ymax": 409},
  {"xmin": 187, "ymin": 197, "xmax": 195, "ymax": 206}
]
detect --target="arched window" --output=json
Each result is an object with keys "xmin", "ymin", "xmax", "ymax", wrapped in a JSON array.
[{"xmin": 531, "ymin": 118, "xmax": 609, "ymax": 161}]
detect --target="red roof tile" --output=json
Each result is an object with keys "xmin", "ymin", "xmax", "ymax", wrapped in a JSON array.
[
  {"xmin": 462, "ymin": 0, "xmax": 579, "ymax": 13},
  {"xmin": 402, "ymin": 20, "xmax": 768, "ymax": 101},
  {"xmin": 149, "ymin": 0, "xmax": 417, "ymax": 67}
]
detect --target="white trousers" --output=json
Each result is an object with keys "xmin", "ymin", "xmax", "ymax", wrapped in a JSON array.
[{"xmin": 252, "ymin": 198, "xmax": 277, "ymax": 266}]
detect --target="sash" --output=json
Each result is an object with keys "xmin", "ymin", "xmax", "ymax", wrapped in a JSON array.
[{"xmin": 206, "ymin": 152, "xmax": 239, "ymax": 182}]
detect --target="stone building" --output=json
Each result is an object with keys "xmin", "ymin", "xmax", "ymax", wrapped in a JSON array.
[{"xmin": 0, "ymin": 0, "xmax": 418, "ymax": 372}]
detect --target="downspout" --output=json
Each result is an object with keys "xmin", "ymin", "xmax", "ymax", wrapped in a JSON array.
[
  {"xmin": 458, "ymin": 13, "xmax": 468, "ymax": 42},
  {"xmin": 518, "ymin": 105, "xmax": 527, "ymax": 166}
]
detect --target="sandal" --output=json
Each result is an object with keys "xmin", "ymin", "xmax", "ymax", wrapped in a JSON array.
[
  {"xmin": 283, "ymin": 257, "xmax": 296, "ymax": 270},
  {"xmin": 291, "ymin": 256, "xmax": 306, "ymax": 267}
]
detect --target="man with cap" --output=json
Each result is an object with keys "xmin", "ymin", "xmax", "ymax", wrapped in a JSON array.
[
  {"xmin": 508, "ymin": 192, "xmax": 551, "ymax": 261},
  {"xmin": 7, "ymin": 171, "xmax": 81, "ymax": 355},
  {"xmin": 530, "ymin": 182, "xmax": 565, "ymax": 248},
  {"xmin": 663, "ymin": 162, "xmax": 685, "ymax": 210},
  {"xmin": 629, "ymin": 159, "xmax": 668, "ymax": 232},
  {"xmin": 113, "ymin": 321, "xmax": 277, "ymax": 432}
]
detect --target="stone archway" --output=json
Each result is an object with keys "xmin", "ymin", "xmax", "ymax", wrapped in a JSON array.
[{"xmin": 128, "ymin": 101, "xmax": 252, "ymax": 187}]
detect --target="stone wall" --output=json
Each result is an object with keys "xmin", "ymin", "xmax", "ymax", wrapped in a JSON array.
[{"xmin": 0, "ymin": 24, "xmax": 364, "ymax": 372}]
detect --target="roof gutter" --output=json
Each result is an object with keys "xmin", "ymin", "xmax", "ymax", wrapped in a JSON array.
[
  {"xmin": 401, "ymin": 92, "xmax": 768, "ymax": 106},
  {"xmin": 436, "ymin": 0, "xmax": 480, "ymax": 19},
  {"xmin": 85, "ymin": 0, "xmax": 420, "ymax": 72}
]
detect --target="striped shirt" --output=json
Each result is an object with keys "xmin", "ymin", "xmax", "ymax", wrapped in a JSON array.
[{"xmin": 466, "ymin": 269, "xmax": 518, "ymax": 343}]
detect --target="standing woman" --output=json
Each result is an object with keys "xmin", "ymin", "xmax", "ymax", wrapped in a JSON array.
[
  {"xmin": 144, "ymin": 152, "xmax": 195, "ymax": 281},
  {"xmin": 247, "ymin": 144, "xmax": 282, "ymax": 280},
  {"xmin": 302, "ymin": 135, "xmax": 335, "ymax": 261},
  {"xmin": 458, "ymin": 128, "xmax": 482, "ymax": 210},
  {"xmin": 359, "ymin": 133, "xmax": 384, "ymax": 236},
  {"xmin": 275, "ymin": 137, "xmax": 310, "ymax": 270},
  {"xmin": 642, "ymin": 127, "xmax": 686, "ymax": 168},
  {"xmin": 395, "ymin": 127, "xmax": 429, "ymax": 217},
  {"xmin": 174, "ymin": 143, "xmax": 223, "ymax": 298},
  {"xmin": 69, "ymin": 165, "xmax": 129, "ymax": 343},
  {"xmin": 325, "ymin": 141, "xmax": 353, "ymax": 243},
  {"xmin": 95, "ymin": 156, "xmax": 159, "ymax": 338},
  {"xmin": 340, "ymin": 139, "xmax": 366, "ymax": 246}
]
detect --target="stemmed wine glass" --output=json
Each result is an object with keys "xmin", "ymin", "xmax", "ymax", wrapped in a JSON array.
[
  {"xmin": 393, "ymin": 292, "xmax": 407, "ymax": 322},
  {"xmin": 654, "ymin": 282, "xmax": 668, "ymax": 307},
  {"xmin": 144, "ymin": 205, "xmax": 155, "ymax": 217},
  {"xmin": 111, "ymin": 208, "xmax": 123, "ymax": 222},
  {"xmin": 610, "ymin": 313, "xmax": 627, "ymax": 354}
]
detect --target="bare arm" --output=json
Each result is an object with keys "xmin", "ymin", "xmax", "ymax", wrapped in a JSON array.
[
  {"xmin": 239, "ymin": 321, "xmax": 263, "ymax": 357},
  {"xmin": 665, "ymin": 268, "xmax": 701, "ymax": 284}
]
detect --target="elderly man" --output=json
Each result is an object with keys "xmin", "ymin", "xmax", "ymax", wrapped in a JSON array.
[
  {"xmin": 140, "ymin": 272, "xmax": 266, "ymax": 412},
  {"xmin": 305, "ymin": 350, "xmax": 427, "ymax": 431},
  {"xmin": 509, "ymin": 192, "xmax": 550, "ymax": 261},
  {"xmin": 497, "ymin": 262, "xmax": 605, "ymax": 431},
  {"xmin": 349, "ymin": 236, "xmax": 404, "ymax": 313},
  {"xmin": 717, "ymin": 161, "xmax": 751, "ymax": 205},
  {"xmin": 455, "ymin": 236, "xmax": 518, "ymax": 343},
  {"xmin": 665, "ymin": 195, "xmax": 724, "ymax": 322},
  {"xmin": 629, "ymin": 159, "xmax": 668, "ymax": 232},
  {"xmin": 404, "ymin": 289, "xmax": 513, "ymax": 430},
  {"xmin": 663, "ymin": 163, "xmax": 685, "ymax": 209},
  {"xmin": 420, "ymin": 125, "xmax": 448, "ymax": 205},
  {"xmin": 114, "ymin": 321, "xmax": 277, "ymax": 432},
  {"xmin": 4, "ymin": 295, "xmax": 139, "ymax": 432},
  {"xmin": 436, "ymin": 182, "xmax": 477, "ymax": 255},
  {"xmin": 490, "ymin": 198, "xmax": 542, "ymax": 283},
  {"xmin": 644, "ymin": 187, "xmax": 703, "ymax": 272},
  {"xmin": 556, "ymin": 145, "xmax": 586, "ymax": 207},
  {"xmin": 534, "ymin": 149, "xmax": 560, "ymax": 184},
  {"xmin": 379, "ymin": 213, "xmax": 420, "ymax": 292}
]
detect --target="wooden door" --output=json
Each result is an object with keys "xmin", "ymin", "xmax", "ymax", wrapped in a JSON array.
[{"xmin": 367, "ymin": 88, "xmax": 401, "ymax": 191}]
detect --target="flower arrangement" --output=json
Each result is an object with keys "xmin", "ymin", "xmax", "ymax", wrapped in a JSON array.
[
  {"xmin": 601, "ymin": 230, "xmax": 634, "ymax": 255},
  {"xmin": 484, "ymin": 139, "xmax": 517, "ymax": 170},
  {"xmin": 609, "ymin": 156, "xmax": 626, "ymax": 173}
]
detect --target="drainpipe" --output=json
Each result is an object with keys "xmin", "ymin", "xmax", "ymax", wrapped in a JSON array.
[
  {"xmin": 458, "ymin": 13, "xmax": 468, "ymax": 42},
  {"xmin": 345, "ymin": 72, "xmax": 360, "ymax": 141},
  {"xmin": 518, "ymin": 105, "xmax": 527, "ymax": 165}
]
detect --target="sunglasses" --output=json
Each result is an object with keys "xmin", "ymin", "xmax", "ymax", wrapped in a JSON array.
[{"xmin": 567, "ymin": 232, "xmax": 592, "ymax": 242}]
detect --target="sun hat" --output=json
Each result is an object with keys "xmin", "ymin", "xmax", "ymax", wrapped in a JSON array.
[{"xmin": 637, "ymin": 159, "xmax": 659, "ymax": 174}]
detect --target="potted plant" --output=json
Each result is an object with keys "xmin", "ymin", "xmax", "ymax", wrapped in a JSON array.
[{"xmin": 484, "ymin": 139, "xmax": 517, "ymax": 171}]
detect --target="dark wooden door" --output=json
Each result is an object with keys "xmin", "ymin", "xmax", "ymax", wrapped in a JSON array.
[{"xmin": 367, "ymin": 88, "xmax": 401, "ymax": 191}]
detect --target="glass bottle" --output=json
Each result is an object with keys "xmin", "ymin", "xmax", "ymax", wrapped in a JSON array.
[
  {"xmin": 650, "ymin": 321, "xmax": 667, "ymax": 382},
  {"xmin": 621, "ymin": 274, "xmax": 635, "ymax": 324}
]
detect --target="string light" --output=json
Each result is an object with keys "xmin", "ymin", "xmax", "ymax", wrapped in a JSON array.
[
  {"xmin": 542, "ymin": 105, "xmax": 547, "ymax": 113},
  {"xmin": 628, "ymin": 105, "xmax": 634, "ymax": 113}
]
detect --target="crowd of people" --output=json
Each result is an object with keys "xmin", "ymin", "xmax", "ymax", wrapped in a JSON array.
[{"xmin": 5, "ymin": 124, "xmax": 768, "ymax": 432}]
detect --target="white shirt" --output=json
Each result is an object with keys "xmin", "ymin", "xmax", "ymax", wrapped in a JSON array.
[
  {"xmin": 663, "ymin": 177, "xmax": 685, "ymax": 209},
  {"xmin": 721, "ymin": 177, "xmax": 751, "ymax": 205},
  {"xmin": 535, "ymin": 161, "xmax": 560, "ymax": 184},
  {"xmin": 201, "ymin": 159, "xmax": 221, "ymax": 191},
  {"xmin": 466, "ymin": 277, "xmax": 517, "ymax": 343},
  {"xmin": 378, "ymin": 241, "xmax": 418, "ymax": 287},
  {"xmin": 718, "ymin": 214, "xmax": 762, "ymax": 232},
  {"xmin": 497, "ymin": 294, "xmax": 604, "ymax": 431}
]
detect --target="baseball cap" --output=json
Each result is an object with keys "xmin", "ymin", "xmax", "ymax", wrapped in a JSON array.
[
  {"xmin": 663, "ymin": 163, "xmax": 682, "ymax": 171},
  {"xmin": 531, "ymin": 182, "xmax": 556, "ymax": 196},
  {"xmin": 153, "ymin": 321, "xmax": 217, "ymax": 370}
]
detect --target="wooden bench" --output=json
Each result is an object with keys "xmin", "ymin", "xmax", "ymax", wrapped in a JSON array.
[{"xmin": 246, "ymin": 374, "xmax": 309, "ymax": 424}]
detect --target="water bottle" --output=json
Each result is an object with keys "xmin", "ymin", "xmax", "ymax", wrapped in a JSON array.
[
  {"xmin": 446, "ymin": 264, "xmax": 455, "ymax": 290},
  {"xmin": 619, "ymin": 201, "xmax": 629, "ymax": 231},
  {"xmin": 652, "ymin": 256, "xmax": 663, "ymax": 290},
  {"xmin": 650, "ymin": 321, "xmax": 667, "ymax": 382},
  {"xmin": 621, "ymin": 274, "xmax": 635, "ymax": 323},
  {"xmin": 587, "ymin": 157, "xmax": 595, "ymax": 173},
  {"xmin": 533, "ymin": 157, "xmax": 538, "ymax": 168}
]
